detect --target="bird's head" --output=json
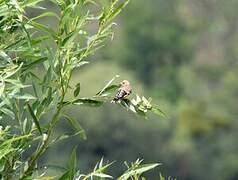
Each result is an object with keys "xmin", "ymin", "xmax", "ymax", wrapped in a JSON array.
[{"xmin": 120, "ymin": 80, "xmax": 130, "ymax": 86}]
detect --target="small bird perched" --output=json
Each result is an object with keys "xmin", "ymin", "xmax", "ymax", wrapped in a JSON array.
[{"xmin": 112, "ymin": 80, "xmax": 132, "ymax": 102}]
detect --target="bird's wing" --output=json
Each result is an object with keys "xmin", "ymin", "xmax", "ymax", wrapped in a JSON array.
[{"xmin": 114, "ymin": 89, "xmax": 127, "ymax": 101}]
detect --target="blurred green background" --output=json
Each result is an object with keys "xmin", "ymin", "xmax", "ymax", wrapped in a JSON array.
[{"xmin": 41, "ymin": 0, "xmax": 238, "ymax": 179}]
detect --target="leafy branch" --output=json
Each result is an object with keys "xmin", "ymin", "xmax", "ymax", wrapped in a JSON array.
[{"xmin": 0, "ymin": 0, "xmax": 166, "ymax": 179}]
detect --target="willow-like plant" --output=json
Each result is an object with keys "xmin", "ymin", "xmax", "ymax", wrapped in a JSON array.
[{"xmin": 0, "ymin": 0, "xmax": 164, "ymax": 179}]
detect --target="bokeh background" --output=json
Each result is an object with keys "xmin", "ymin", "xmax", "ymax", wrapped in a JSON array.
[{"xmin": 41, "ymin": 0, "xmax": 238, "ymax": 179}]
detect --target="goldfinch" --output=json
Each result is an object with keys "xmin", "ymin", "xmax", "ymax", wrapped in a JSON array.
[{"xmin": 112, "ymin": 80, "xmax": 132, "ymax": 102}]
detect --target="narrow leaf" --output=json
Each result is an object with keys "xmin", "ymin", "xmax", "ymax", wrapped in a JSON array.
[
  {"xmin": 2, "ymin": 134, "xmax": 31, "ymax": 146},
  {"xmin": 50, "ymin": 132, "xmax": 83, "ymax": 146},
  {"xmin": 58, "ymin": 171, "xmax": 70, "ymax": 180},
  {"xmin": 22, "ymin": 57, "xmax": 48, "ymax": 71},
  {"xmin": 73, "ymin": 83, "xmax": 80, "ymax": 97},
  {"xmin": 159, "ymin": 173, "xmax": 165, "ymax": 180},
  {"xmin": 93, "ymin": 173, "xmax": 113, "ymax": 179},
  {"xmin": 0, "ymin": 50, "xmax": 11, "ymax": 62},
  {"xmin": 151, "ymin": 106, "xmax": 166, "ymax": 117},
  {"xmin": 0, "ymin": 143, "xmax": 14, "ymax": 160},
  {"xmin": 31, "ymin": 11, "xmax": 59, "ymax": 21},
  {"xmin": 22, "ymin": 0, "xmax": 45, "ymax": 8},
  {"xmin": 96, "ymin": 84, "xmax": 118, "ymax": 96},
  {"xmin": 76, "ymin": 61, "xmax": 89, "ymax": 68},
  {"xmin": 108, "ymin": 0, "xmax": 130, "ymax": 22},
  {"xmin": 28, "ymin": 21, "xmax": 57, "ymax": 39},
  {"xmin": 61, "ymin": 31, "xmax": 76, "ymax": 46},
  {"xmin": 0, "ymin": 81, "xmax": 5, "ymax": 97},
  {"xmin": 63, "ymin": 114, "xmax": 86, "ymax": 140},
  {"xmin": 34, "ymin": 176, "xmax": 57, "ymax": 180},
  {"xmin": 11, "ymin": 93, "xmax": 36, "ymax": 100},
  {"xmin": 97, "ymin": 75, "xmax": 120, "ymax": 96},
  {"xmin": 68, "ymin": 147, "xmax": 77, "ymax": 180},
  {"xmin": 1, "ymin": 108, "xmax": 15, "ymax": 119},
  {"xmin": 73, "ymin": 98, "xmax": 103, "ymax": 107},
  {"xmin": 27, "ymin": 103, "xmax": 42, "ymax": 134},
  {"xmin": 118, "ymin": 163, "xmax": 161, "ymax": 180}
]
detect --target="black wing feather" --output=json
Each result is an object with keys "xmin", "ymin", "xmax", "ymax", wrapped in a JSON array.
[{"xmin": 113, "ymin": 89, "xmax": 127, "ymax": 101}]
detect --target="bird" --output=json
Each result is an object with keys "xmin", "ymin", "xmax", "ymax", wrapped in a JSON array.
[{"xmin": 112, "ymin": 80, "xmax": 132, "ymax": 102}]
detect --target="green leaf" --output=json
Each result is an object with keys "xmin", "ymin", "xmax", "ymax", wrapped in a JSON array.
[
  {"xmin": 61, "ymin": 31, "xmax": 76, "ymax": 47},
  {"xmin": 0, "ymin": 143, "xmax": 14, "ymax": 160},
  {"xmin": 34, "ymin": 176, "xmax": 57, "ymax": 180},
  {"xmin": 93, "ymin": 173, "xmax": 113, "ymax": 179},
  {"xmin": 11, "ymin": 0, "xmax": 25, "ymax": 13},
  {"xmin": 31, "ymin": 11, "xmax": 59, "ymax": 21},
  {"xmin": 27, "ymin": 103, "xmax": 42, "ymax": 135},
  {"xmin": 58, "ymin": 171, "xmax": 70, "ymax": 180},
  {"xmin": 68, "ymin": 147, "xmax": 77, "ymax": 180},
  {"xmin": 96, "ymin": 84, "xmax": 118, "ymax": 96},
  {"xmin": 120, "ymin": 99, "xmax": 137, "ymax": 113},
  {"xmin": 1, "ymin": 107, "xmax": 15, "ymax": 119},
  {"xmin": 22, "ymin": 57, "xmax": 48, "ymax": 71},
  {"xmin": 0, "ymin": 50, "xmax": 11, "ymax": 63},
  {"xmin": 23, "ymin": 118, "xmax": 31, "ymax": 134},
  {"xmin": 84, "ymin": 0, "xmax": 97, "ymax": 5},
  {"xmin": 63, "ymin": 114, "xmax": 86, "ymax": 140},
  {"xmin": 59, "ymin": 5, "xmax": 72, "ymax": 28},
  {"xmin": 50, "ymin": 132, "xmax": 83, "ymax": 146},
  {"xmin": 28, "ymin": 21, "xmax": 57, "ymax": 39},
  {"xmin": 11, "ymin": 93, "xmax": 36, "ymax": 100},
  {"xmin": 21, "ymin": 23, "xmax": 32, "ymax": 48},
  {"xmin": 73, "ymin": 83, "xmax": 80, "ymax": 97},
  {"xmin": 1, "ymin": 134, "xmax": 31, "ymax": 149},
  {"xmin": 97, "ymin": 75, "xmax": 120, "ymax": 96},
  {"xmin": 151, "ymin": 106, "xmax": 166, "ymax": 117},
  {"xmin": 73, "ymin": 98, "xmax": 103, "ymax": 107},
  {"xmin": 159, "ymin": 173, "xmax": 165, "ymax": 180},
  {"xmin": 5, "ymin": 79, "xmax": 27, "ymax": 88},
  {"xmin": 3, "ymin": 63, "xmax": 22, "ymax": 79},
  {"xmin": 0, "ymin": 81, "xmax": 5, "ymax": 97},
  {"xmin": 118, "ymin": 163, "xmax": 161, "ymax": 180},
  {"xmin": 82, "ymin": 159, "xmax": 114, "ymax": 179},
  {"xmin": 75, "ymin": 60, "xmax": 89, "ymax": 68},
  {"xmin": 120, "ymin": 99, "xmax": 147, "ymax": 118},
  {"xmin": 108, "ymin": 0, "xmax": 130, "ymax": 22},
  {"xmin": 57, "ymin": 147, "xmax": 78, "ymax": 180},
  {"xmin": 22, "ymin": 0, "xmax": 45, "ymax": 8}
]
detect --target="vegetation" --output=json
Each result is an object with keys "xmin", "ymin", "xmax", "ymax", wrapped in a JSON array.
[
  {"xmin": 0, "ymin": 0, "xmax": 169, "ymax": 179},
  {"xmin": 1, "ymin": 0, "xmax": 237, "ymax": 179}
]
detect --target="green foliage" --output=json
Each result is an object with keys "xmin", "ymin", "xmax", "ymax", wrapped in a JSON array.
[
  {"xmin": 0, "ymin": 126, "xmax": 32, "ymax": 179},
  {"xmin": 118, "ymin": 159, "xmax": 160, "ymax": 180},
  {"xmin": 74, "ymin": 83, "xmax": 81, "ymax": 97},
  {"xmin": 60, "ymin": 155, "xmax": 161, "ymax": 180},
  {"xmin": 63, "ymin": 114, "xmax": 86, "ymax": 140},
  {"xmin": 0, "ymin": 0, "xmax": 165, "ymax": 179},
  {"xmin": 76, "ymin": 158, "xmax": 114, "ymax": 180},
  {"xmin": 94, "ymin": 75, "xmax": 165, "ymax": 118}
]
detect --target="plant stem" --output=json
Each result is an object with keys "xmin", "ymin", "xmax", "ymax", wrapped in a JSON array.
[
  {"xmin": 20, "ymin": 5, "xmax": 109, "ymax": 179},
  {"xmin": 20, "ymin": 112, "xmax": 59, "ymax": 178},
  {"xmin": 20, "ymin": 92, "xmax": 66, "ymax": 179}
]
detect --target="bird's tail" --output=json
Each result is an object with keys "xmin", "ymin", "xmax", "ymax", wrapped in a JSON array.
[
  {"xmin": 111, "ymin": 98, "xmax": 118, "ymax": 103},
  {"xmin": 111, "ymin": 97, "xmax": 122, "ymax": 103}
]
